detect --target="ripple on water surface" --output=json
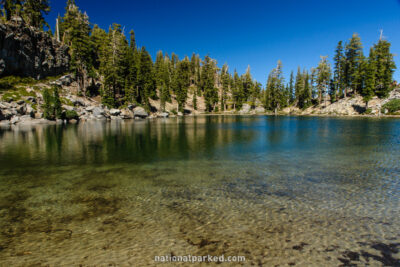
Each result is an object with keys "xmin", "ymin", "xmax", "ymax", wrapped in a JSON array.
[{"xmin": 0, "ymin": 116, "xmax": 399, "ymax": 266}]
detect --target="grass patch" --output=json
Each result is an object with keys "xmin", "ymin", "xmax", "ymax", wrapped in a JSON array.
[
  {"xmin": 1, "ymin": 86, "xmax": 37, "ymax": 102},
  {"xmin": 0, "ymin": 76, "xmax": 36, "ymax": 91},
  {"xmin": 60, "ymin": 97, "xmax": 73, "ymax": 106},
  {"xmin": 0, "ymin": 74, "xmax": 67, "ymax": 92}
]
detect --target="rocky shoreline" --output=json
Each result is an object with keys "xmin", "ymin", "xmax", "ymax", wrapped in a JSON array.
[{"xmin": 1, "ymin": 74, "xmax": 400, "ymax": 128}]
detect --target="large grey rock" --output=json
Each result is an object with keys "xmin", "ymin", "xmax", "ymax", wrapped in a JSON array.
[
  {"xmin": 120, "ymin": 109, "xmax": 134, "ymax": 119},
  {"xmin": 2, "ymin": 109, "xmax": 13, "ymax": 120},
  {"xmin": 92, "ymin": 106, "xmax": 105, "ymax": 117},
  {"xmin": 25, "ymin": 104, "xmax": 35, "ymax": 116},
  {"xmin": 158, "ymin": 112, "xmax": 169, "ymax": 118},
  {"xmin": 0, "ymin": 102, "xmax": 9, "ymax": 109},
  {"xmin": 59, "ymin": 75, "xmax": 72, "ymax": 86},
  {"xmin": 0, "ymin": 17, "xmax": 69, "ymax": 79},
  {"xmin": 17, "ymin": 115, "xmax": 33, "ymax": 125},
  {"xmin": 10, "ymin": 116, "xmax": 20, "ymax": 124},
  {"xmin": 34, "ymin": 112, "xmax": 43, "ymax": 119},
  {"xmin": 239, "ymin": 103, "xmax": 251, "ymax": 114},
  {"xmin": 62, "ymin": 105, "xmax": 74, "ymax": 111},
  {"xmin": 109, "ymin": 108, "xmax": 121, "ymax": 116},
  {"xmin": 85, "ymin": 106, "xmax": 95, "ymax": 112},
  {"xmin": 133, "ymin": 107, "xmax": 148, "ymax": 118},
  {"xmin": 254, "ymin": 106, "xmax": 265, "ymax": 113}
]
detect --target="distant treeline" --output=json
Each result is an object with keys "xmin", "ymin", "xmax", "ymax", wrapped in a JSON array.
[
  {"xmin": 264, "ymin": 34, "xmax": 396, "ymax": 112},
  {"xmin": 1, "ymin": 0, "xmax": 396, "ymax": 112}
]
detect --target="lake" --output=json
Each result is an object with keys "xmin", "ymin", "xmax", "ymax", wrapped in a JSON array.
[{"xmin": 0, "ymin": 116, "xmax": 399, "ymax": 266}]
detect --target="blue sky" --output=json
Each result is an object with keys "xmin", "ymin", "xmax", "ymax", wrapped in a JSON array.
[{"xmin": 46, "ymin": 0, "xmax": 400, "ymax": 86}]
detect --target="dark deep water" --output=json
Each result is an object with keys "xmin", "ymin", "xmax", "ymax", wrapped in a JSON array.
[{"xmin": 0, "ymin": 116, "xmax": 399, "ymax": 266}]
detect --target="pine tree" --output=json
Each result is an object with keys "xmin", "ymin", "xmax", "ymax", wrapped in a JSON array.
[
  {"xmin": 193, "ymin": 91, "xmax": 197, "ymax": 110},
  {"xmin": 22, "ymin": 0, "xmax": 50, "ymax": 29},
  {"xmin": 173, "ymin": 57, "xmax": 190, "ymax": 112},
  {"xmin": 53, "ymin": 86, "xmax": 62, "ymax": 119},
  {"xmin": 294, "ymin": 67, "xmax": 303, "ymax": 105},
  {"xmin": 42, "ymin": 86, "xmax": 62, "ymax": 120},
  {"xmin": 363, "ymin": 47, "xmax": 376, "ymax": 105},
  {"xmin": 98, "ymin": 24, "xmax": 130, "ymax": 107},
  {"xmin": 154, "ymin": 52, "xmax": 171, "ymax": 111},
  {"xmin": 1, "ymin": 0, "xmax": 22, "ymax": 21},
  {"xmin": 220, "ymin": 64, "xmax": 229, "ymax": 111},
  {"xmin": 201, "ymin": 56, "xmax": 218, "ymax": 112},
  {"xmin": 231, "ymin": 70, "xmax": 241, "ymax": 110},
  {"xmin": 129, "ymin": 29, "xmax": 136, "ymax": 51},
  {"xmin": 137, "ymin": 46, "xmax": 156, "ymax": 109},
  {"xmin": 333, "ymin": 41, "xmax": 345, "ymax": 98},
  {"xmin": 59, "ymin": 0, "xmax": 93, "ymax": 94},
  {"xmin": 265, "ymin": 60, "xmax": 285, "ymax": 114},
  {"xmin": 42, "ymin": 87, "xmax": 53, "ymax": 120},
  {"xmin": 242, "ymin": 65, "xmax": 253, "ymax": 105},
  {"xmin": 329, "ymin": 79, "xmax": 336, "ymax": 103},
  {"xmin": 316, "ymin": 56, "xmax": 331, "ymax": 106},
  {"xmin": 289, "ymin": 71, "xmax": 294, "ymax": 104},
  {"xmin": 344, "ymin": 33, "xmax": 364, "ymax": 96},
  {"xmin": 373, "ymin": 39, "xmax": 396, "ymax": 98}
]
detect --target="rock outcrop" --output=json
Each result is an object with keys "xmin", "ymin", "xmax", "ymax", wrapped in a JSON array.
[{"xmin": 0, "ymin": 17, "xmax": 70, "ymax": 79}]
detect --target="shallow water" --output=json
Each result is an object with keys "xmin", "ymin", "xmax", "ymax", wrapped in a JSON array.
[{"xmin": 0, "ymin": 115, "xmax": 399, "ymax": 266}]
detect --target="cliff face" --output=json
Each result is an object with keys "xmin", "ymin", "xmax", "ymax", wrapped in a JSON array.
[{"xmin": 0, "ymin": 17, "xmax": 70, "ymax": 79}]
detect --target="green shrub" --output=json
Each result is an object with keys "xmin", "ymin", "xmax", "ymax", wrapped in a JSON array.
[
  {"xmin": 364, "ymin": 108, "xmax": 373, "ymax": 115},
  {"xmin": 381, "ymin": 99, "xmax": 400, "ymax": 114},
  {"xmin": 170, "ymin": 108, "xmax": 177, "ymax": 115},
  {"xmin": 65, "ymin": 110, "xmax": 79, "ymax": 121},
  {"xmin": 42, "ymin": 86, "xmax": 62, "ymax": 120}
]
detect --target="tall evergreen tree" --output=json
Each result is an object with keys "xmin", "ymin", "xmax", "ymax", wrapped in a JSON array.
[
  {"xmin": 137, "ymin": 47, "xmax": 156, "ymax": 109},
  {"xmin": 333, "ymin": 41, "xmax": 345, "ymax": 98},
  {"xmin": 173, "ymin": 57, "xmax": 190, "ymax": 112},
  {"xmin": 59, "ymin": 0, "xmax": 93, "ymax": 94},
  {"xmin": 1, "ymin": 0, "xmax": 22, "ymax": 21},
  {"xmin": 316, "ymin": 56, "xmax": 331, "ymax": 105},
  {"xmin": 232, "ymin": 70, "xmax": 242, "ymax": 110},
  {"xmin": 220, "ymin": 64, "xmax": 230, "ymax": 111},
  {"xmin": 265, "ymin": 60, "xmax": 285, "ymax": 114},
  {"xmin": 201, "ymin": 56, "xmax": 218, "ymax": 112},
  {"xmin": 344, "ymin": 33, "xmax": 364, "ymax": 96},
  {"xmin": 289, "ymin": 70, "xmax": 294, "ymax": 104},
  {"xmin": 373, "ymin": 38, "xmax": 396, "ymax": 98},
  {"xmin": 363, "ymin": 47, "xmax": 376, "ymax": 105},
  {"xmin": 22, "ymin": 0, "xmax": 50, "ymax": 29}
]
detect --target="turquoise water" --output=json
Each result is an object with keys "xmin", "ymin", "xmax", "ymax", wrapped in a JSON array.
[{"xmin": 0, "ymin": 116, "xmax": 399, "ymax": 266}]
